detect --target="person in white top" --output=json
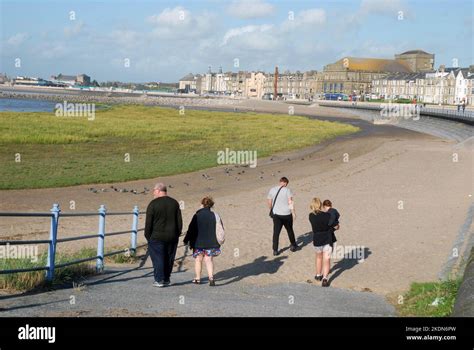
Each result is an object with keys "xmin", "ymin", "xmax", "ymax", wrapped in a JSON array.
[{"xmin": 267, "ymin": 177, "xmax": 300, "ymax": 256}]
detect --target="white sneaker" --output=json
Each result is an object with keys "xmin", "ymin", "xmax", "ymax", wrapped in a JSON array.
[{"xmin": 153, "ymin": 281, "xmax": 165, "ymax": 287}]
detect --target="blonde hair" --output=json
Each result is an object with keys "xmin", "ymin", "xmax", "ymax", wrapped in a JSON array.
[{"xmin": 310, "ymin": 197, "xmax": 323, "ymax": 214}]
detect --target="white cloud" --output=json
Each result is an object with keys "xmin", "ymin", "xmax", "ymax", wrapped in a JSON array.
[
  {"xmin": 299, "ymin": 8, "xmax": 327, "ymax": 25},
  {"xmin": 64, "ymin": 21, "xmax": 85, "ymax": 38},
  {"xmin": 6, "ymin": 32, "xmax": 29, "ymax": 46},
  {"xmin": 339, "ymin": 0, "xmax": 410, "ymax": 38},
  {"xmin": 147, "ymin": 6, "xmax": 191, "ymax": 26},
  {"xmin": 147, "ymin": 6, "xmax": 214, "ymax": 40},
  {"xmin": 282, "ymin": 8, "xmax": 326, "ymax": 32},
  {"xmin": 38, "ymin": 43, "xmax": 68, "ymax": 59},
  {"xmin": 227, "ymin": 0, "xmax": 275, "ymax": 19},
  {"xmin": 221, "ymin": 24, "xmax": 273, "ymax": 46},
  {"xmin": 109, "ymin": 30, "xmax": 142, "ymax": 49},
  {"xmin": 359, "ymin": 0, "xmax": 406, "ymax": 16},
  {"xmin": 338, "ymin": 40, "xmax": 408, "ymax": 59}
]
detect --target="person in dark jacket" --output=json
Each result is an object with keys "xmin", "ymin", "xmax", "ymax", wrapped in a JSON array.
[
  {"xmin": 323, "ymin": 199, "xmax": 340, "ymax": 248},
  {"xmin": 308, "ymin": 197, "xmax": 333, "ymax": 287},
  {"xmin": 184, "ymin": 196, "xmax": 221, "ymax": 286},
  {"xmin": 145, "ymin": 183, "xmax": 182, "ymax": 287}
]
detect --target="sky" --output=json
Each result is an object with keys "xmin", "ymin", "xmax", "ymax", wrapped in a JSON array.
[{"xmin": 0, "ymin": 0, "xmax": 472, "ymax": 83}]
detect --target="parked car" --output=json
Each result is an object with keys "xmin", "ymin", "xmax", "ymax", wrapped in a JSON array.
[{"xmin": 324, "ymin": 93, "xmax": 349, "ymax": 101}]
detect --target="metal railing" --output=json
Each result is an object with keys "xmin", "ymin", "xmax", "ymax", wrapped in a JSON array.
[
  {"xmin": 317, "ymin": 100, "xmax": 474, "ymax": 125},
  {"xmin": 0, "ymin": 204, "xmax": 146, "ymax": 281}
]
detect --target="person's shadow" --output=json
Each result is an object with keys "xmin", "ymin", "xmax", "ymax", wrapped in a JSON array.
[
  {"xmin": 214, "ymin": 255, "xmax": 288, "ymax": 286},
  {"xmin": 279, "ymin": 231, "xmax": 313, "ymax": 254},
  {"xmin": 328, "ymin": 247, "xmax": 372, "ymax": 285}
]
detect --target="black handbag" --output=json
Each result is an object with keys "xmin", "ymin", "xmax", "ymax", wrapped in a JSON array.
[{"xmin": 269, "ymin": 186, "xmax": 283, "ymax": 218}]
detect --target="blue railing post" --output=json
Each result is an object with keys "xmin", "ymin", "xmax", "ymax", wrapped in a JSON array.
[
  {"xmin": 46, "ymin": 203, "xmax": 60, "ymax": 282},
  {"xmin": 96, "ymin": 205, "xmax": 106, "ymax": 272},
  {"xmin": 130, "ymin": 205, "xmax": 139, "ymax": 256}
]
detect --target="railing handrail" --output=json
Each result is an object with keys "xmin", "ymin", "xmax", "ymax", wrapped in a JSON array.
[
  {"xmin": 317, "ymin": 100, "xmax": 474, "ymax": 124},
  {"xmin": 0, "ymin": 210, "xmax": 144, "ymax": 217},
  {"xmin": 0, "ymin": 212, "xmax": 53, "ymax": 217},
  {"xmin": 0, "ymin": 204, "xmax": 145, "ymax": 281}
]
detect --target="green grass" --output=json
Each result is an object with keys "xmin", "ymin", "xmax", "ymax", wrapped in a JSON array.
[
  {"xmin": 0, "ymin": 246, "xmax": 145, "ymax": 291},
  {"xmin": 0, "ymin": 248, "xmax": 97, "ymax": 291},
  {"xmin": 0, "ymin": 105, "xmax": 358, "ymax": 189},
  {"xmin": 104, "ymin": 246, "xmax": 144, "ymax": 264},
  {"xmin": 367, "ymin": 98, "xmax": 415, "ymax": 104},
  {"xmin": 396, "ymin": 279, "xmax": 462, "ymax": 317}
]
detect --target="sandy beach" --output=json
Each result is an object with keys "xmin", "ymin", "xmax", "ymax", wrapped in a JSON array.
[{"xmin": 1, "ymin": 100, "xmax": 472, "ymax": 297}]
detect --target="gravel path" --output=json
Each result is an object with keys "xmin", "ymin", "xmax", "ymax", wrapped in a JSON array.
[{"xmin": 0, "ymin": 265, "xmax": 395, "ymax": 317}]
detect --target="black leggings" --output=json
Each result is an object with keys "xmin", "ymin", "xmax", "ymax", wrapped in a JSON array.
[{"xmin": 272, "ymin": 214, "xmax": 297, "ymax": 251}]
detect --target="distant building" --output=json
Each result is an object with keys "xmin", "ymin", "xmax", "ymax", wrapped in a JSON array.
[
  {"xmin": 198, "ymin": 66, "xmax": 231, "ymax": 94},
  {"xmin": 178, "ymin": 73, "xmax": 201, "ymax": 93},
  {"xmin": 302, "ymin": 70, "xmax": 318, "ymax": 99},
  {"xmin": 371, "ymin": 65, "xmax": 474, "ymax": 105},
  {"xmin": 371, "ymin": 72, "xmax": 426, "ymax": 100},
  {"xmin": 316, "ymin": 50, "xmax": 435, "ymax": 97},
  {"xmin": 394, "ymin": 50, "xmax": 435, "ymax": 73},
  {"xmin": 76, "ymin": 74, "xmax": 91, "ymax": 86},
  {"xmin": 51, "ymin": 73, "xmax": 91, "ymax": 86},
  {"xmin": 454, "ymin": 67, "xmax": 473, "ymax": 104},
  {"xmin": 225, "ymin": 71, "xmax": 247, "ymax": 96},
  {"xmin": 422, "ymin": 66, "xmax": 456, "ymax": 104},
  {"xmin": 264, "ymin": 71, "xmax": 305, "ymax": 99},
  {"xmin": 466, "ymin": 66, "xmax": 474, "ymax": 106},
  {"xmin": 245, "ymin": 72, "xmax": 266, "ymax": 99},
  {"xmin": 13, "ymin": 76, "xmax": 49, "ymax": 86},
  {"xmin": 0, "ymin": 73, "xmax": 9, "ymax": 84}
]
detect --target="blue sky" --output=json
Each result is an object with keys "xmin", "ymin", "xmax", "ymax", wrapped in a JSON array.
[{"xmin": 0, "ymin": 0, "xmax": 472, "ymax": 82}]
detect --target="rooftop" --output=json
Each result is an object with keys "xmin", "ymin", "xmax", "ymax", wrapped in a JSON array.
[
  {"xmin": 398, "ymin": 49, "xmax": 432, "ymax": 55},
  {"xmin": 330, "ymin": 57, "xmax": 413, "ymax": 73}
]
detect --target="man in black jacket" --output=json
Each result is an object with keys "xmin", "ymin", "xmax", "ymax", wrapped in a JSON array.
[{"xmin": 145, "ymin": 183, "xmax": 182, "ymax": 287}]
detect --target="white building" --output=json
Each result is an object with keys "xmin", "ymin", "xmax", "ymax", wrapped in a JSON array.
[
  {"xmin": 245, "ymin": 72, "xmax": 266, "ymax": 99},
  {"xmin": 371, "ymin": 65, "xmax": 474, "ymax": 105},
  {"xmin": 454, "ymin": 68, "xmax": 470, "ymax": 104}
]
